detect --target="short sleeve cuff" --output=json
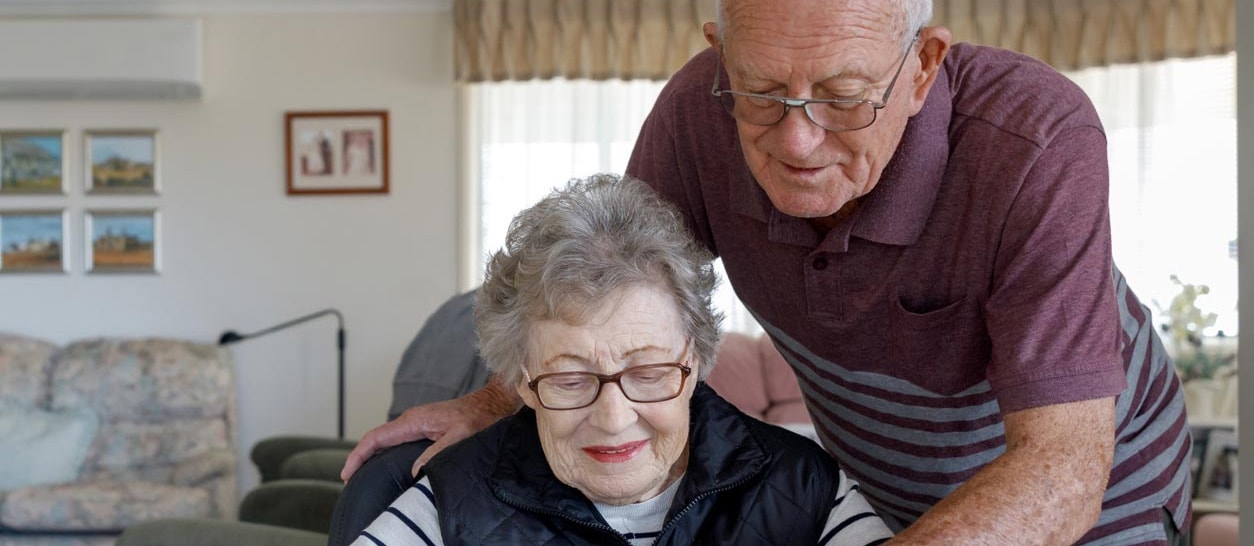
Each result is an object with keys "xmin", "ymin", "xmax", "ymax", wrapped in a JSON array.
[{"xmin": 994, "ymin": 364, "xmax": 1127, "ymax": 414}]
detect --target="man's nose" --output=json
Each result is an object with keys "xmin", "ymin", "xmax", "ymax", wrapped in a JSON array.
[{"xmin": 772, "ymin": 104, "xmax": 827, "ymax": 159}]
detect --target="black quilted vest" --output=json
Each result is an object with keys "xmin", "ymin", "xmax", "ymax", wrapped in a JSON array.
[{"xmin": 423, "ymin": 384, "xmax": 840, "ymax": 545}]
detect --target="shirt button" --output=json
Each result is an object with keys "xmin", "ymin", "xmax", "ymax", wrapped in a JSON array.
[{"xmin": 812, "ymin": 256, "xmax": 828, "ymax": 270}]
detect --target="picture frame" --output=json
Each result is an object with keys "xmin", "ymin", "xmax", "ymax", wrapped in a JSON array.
[
  {"xmin": 0, "ymin": 131, "xmax": 67, "ymax": 194},
  {"xmin": 0, "ymin": 210, "xmax": 67, "ymax": 273},
  {"xmin": 85, "ymin": 130, "xmax": 159, "ymax": 194},
  {"xmin": 285, "ymin": 110, "xmax": 389, "ymax": 195},
  {"xmin": 1196, "ymin": 425, "xmax": 1239, "ymax": 502},
  {"xmin": 85, "ymin": 209, "xmax": 160, "ymax": 274}
]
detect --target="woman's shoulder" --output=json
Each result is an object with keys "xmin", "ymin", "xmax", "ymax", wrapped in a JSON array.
[{"xmin": 693, "ymin": 385, "xmax": 839, "ymax": 474}]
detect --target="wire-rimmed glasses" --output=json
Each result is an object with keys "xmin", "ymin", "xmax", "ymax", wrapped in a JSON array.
[
  {"xmin": 711, "ymin": 34, "xmax": 919, "ymax": 132},
  {"xmin": 523, "ymin": 347, "xmax": 693, "ymax": 411}
]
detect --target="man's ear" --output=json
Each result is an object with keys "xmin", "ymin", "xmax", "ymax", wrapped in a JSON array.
[
  {"xmin": 703, "ymin": 21, "xmax": 721, "ymax": 50},
  {"xmin": 906, "ymin": 25, "xmax": 952, "ymax": 115}
]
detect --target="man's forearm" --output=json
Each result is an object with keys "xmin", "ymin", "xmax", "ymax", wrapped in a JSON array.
[
  {"xmin": 888, "ymin": 398, "xmax": 1115, "ymax": 545},
  {"xmin": 472, "ymin": 373, "xmax": 524, "ymax": 416}
]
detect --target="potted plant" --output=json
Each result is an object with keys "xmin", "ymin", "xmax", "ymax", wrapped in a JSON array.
[{"xmin": 1158, "ymin": 275, "xmax": 1238, "ymax": 419}]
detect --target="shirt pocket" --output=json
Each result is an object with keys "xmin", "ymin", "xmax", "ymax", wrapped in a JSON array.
[{"xmin": 885, "ymin": 295, "xmax": 991, "ymax": 396}]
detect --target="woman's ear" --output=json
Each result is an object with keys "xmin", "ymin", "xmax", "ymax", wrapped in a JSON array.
[
  {"xmin": 516, "ymin": 377, "xmax": 539, "ymax": 410},
  {"xmin": 906, "ymin": 25, "xmax": 952, "ymax": 115}
]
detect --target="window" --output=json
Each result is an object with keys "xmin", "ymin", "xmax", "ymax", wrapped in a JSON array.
[
  {"xmin": 1068, "ymin": 54, "xmax": 1238, "ymax": 335},
  {"xmin": 467, "ymin": 53, "xmax": 1239, "ymax": 337},
  {"xmin": 465, "ymin": 78, "xmax": 762, "ymax": 334}
]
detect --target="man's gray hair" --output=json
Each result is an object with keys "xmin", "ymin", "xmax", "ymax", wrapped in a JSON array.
[
  {"xmin": 716, "ymin": 0, "xmax": 932, "ymax": 50},
  {"xmin": 475, "ymin": 174, "xmax": 724, "ymax": 388}
]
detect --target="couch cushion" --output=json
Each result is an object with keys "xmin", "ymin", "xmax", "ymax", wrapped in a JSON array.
[
  {"xmin": 706, "ymin": 332, "xmax": 771, "ymax": 419},
  {"xmin": 0, "ymin": 406, "xmax": 99, "ymax": 490},
  {"xmin": 0, "ymin": 481, "xmax": 211, "ymax": 531},
  {"xmin": 0, "ymin": 332, "xmax": 57, "ymax": 410},
  {"xmin": 50, "ymin": 338, "xmax": 233, "ymax": 420},
  {"xmin": 758, "ymin": 334, "xmax": 811, "ymax": 425},
  {"xmin": 48, "ymin": 338, "xmax": 234, "ymax": 476}
]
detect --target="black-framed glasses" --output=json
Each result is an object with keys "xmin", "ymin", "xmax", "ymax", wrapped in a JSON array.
[
  {"xmin": 523, "ymin": 345, "xmax": 693, "ymax": 410},
  {"xmin": 711, "ymin": 33, "xmax": 919, "ymax": 132}
]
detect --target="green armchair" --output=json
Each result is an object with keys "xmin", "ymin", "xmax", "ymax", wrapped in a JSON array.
[{"xmin": 235, "ymin": 290, "xmax": 487, "ymax": 537}]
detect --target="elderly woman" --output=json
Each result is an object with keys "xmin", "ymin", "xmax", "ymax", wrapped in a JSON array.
[{"xmin": 353, "ymin": 174, "xmax": 891, "ymax": 545}]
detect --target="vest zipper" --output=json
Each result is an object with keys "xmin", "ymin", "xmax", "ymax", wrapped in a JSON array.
[
  {"xmin": 496, "ymin": 491, "xmax": 633, "ymax": 546},
  {"xmin": 652, "ymin": 472, "xmax": 759, "ymax": 545}
]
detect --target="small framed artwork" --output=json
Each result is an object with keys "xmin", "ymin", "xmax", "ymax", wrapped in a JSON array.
[
  {"xmin": 85, "ymin": 209, "xmax": 160, "ymax": 274},
  {"xmin": 85, "ymin": 130, "xmax": 159, "ymax": 194},
  {"xmin": 285, "ymin": 110, "xmax": 389, "ymax": 195},
  {"xmin": 0, "ymin": 210, "xmax": 67, "ymax": 273},
  {"xmin": 1196, "ymin": 426, "xmax": 1239, "ymax": 502},
  {"xmin": 0, "ymin": 131, "xmax": 66, "ymax": 194}
]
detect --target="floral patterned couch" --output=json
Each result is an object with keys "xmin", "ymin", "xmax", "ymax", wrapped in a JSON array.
[{"xmin": 0, "ymin": 333, "xmax": 236, "ymax": 546}]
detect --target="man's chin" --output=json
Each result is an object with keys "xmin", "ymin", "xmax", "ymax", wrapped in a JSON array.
[
  {"xmin": 758, "ymin": 176, "xmax": 851, "ymax": 218},
  {"xmin": 766, "ymin": 194, "xmax": 845, "ymax": 219}
]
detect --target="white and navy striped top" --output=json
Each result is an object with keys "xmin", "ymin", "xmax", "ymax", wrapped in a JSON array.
[{"xmin": 353, "ymin": 469, "xmax": 891, "ymax": 545}]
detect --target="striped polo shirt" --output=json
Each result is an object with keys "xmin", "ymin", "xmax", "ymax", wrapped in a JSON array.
[{"xmin": 627, "ymin": 43, "xmax": 1190, "ymax": 545}]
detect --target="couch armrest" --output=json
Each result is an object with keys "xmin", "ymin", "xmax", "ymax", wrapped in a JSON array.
[
  {"xmin": 251, "ymin": 436, "xmax": 357, "ymax": 483},
  {"xmin": 170, "ymin": 449, "xmax": 235, "ymax": 486},
  {"xmin": 118, "ymin": 518, "xmax": 326, "ymax": 546},
  {"xmin": 279, "ymin": 448, "xmax": 353, "ymax": 482},
  {"xmin": 239, "ymin": 479, "xmax": 343, "ymax": 534}
]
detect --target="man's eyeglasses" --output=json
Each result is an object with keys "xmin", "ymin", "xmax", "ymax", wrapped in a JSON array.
[
  {"xmin": 523, "ymin": 344, "xmax": 693, "ymax": 411},
  {"xmin": 711, "ymin": 34, "xmax": 919, "ymax": 132}
]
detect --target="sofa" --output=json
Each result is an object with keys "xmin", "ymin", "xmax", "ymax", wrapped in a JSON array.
[{"xmin": 0, "ymin": 333, "xmax": 237, "ymax": 546}]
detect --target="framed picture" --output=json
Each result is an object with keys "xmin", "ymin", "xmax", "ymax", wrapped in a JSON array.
[
  {"xmin": 285, "ymin": 110, "xmax": 389, "ymax": 195},
  {"xmin": 85, "ymin": 130, "xmax": 159, "ymax": 194},
  {"xmin": 1196, "ymin": 426, "xmax": 1239, "ymax": 502},
  {"xmin": 0, "ymin": 131, "xmax": 66, "ymax": 194},
  {"xmin": 0, "ymin": 210, "xmax": 67, "ymax": 273},
  {"xmin": 85, "ymin": 209, "xmax": 160, "ymax": 274}
]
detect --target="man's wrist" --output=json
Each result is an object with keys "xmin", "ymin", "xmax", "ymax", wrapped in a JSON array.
[{"xmin": 472, "ymin": 376, "xmax": 523, "ymax": 420}]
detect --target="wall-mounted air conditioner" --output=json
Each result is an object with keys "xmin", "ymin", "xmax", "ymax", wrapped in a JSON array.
[{"xmin": 0, "ymin": 19, "xmax": 203, "ymax": 100}]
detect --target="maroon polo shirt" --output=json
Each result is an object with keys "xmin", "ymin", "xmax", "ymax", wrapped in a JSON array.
[{"xmin": 627, "ymin": 43, "xmax": 1191, "ymax": 544}]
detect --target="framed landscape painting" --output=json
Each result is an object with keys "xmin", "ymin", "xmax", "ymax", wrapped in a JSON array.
[
  {"xmin": 0, "ymin": 210, "xmax": 67, "ymax": 273},
  {"xmin": 1196, "ymin": 425, "xmax": 1239, "ymax": 502},
  {"xmin": 86, "ymin": 131, "xmax": 159, "ymax": 194},
  {"xmin": 0, "ymin": 132, "xmax": 66, "ymax": 194},
  {"xmin": 85, "ymin": 210, "xmax": 160, "ymax": 273},
  {"xmin": 285, "ymin": 110, "xmax": 389, "ymax": 195}
]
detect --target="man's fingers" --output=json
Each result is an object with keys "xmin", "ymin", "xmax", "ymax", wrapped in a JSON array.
[
  {"xmin": 408, "ymin": 424, "xmax": 478, "ymax": 477},
  {"xmin": 340, "ymin": 437, "xmax": 378, "ymax": 482},
  {"xmin": 341, "ymin": 416, "xmax": 432, "ymax": 481}
]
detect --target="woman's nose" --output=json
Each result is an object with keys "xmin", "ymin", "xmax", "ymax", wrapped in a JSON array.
[{"xmin": 587, "ymin": 382, "xmax": 637, "ymax": 433}]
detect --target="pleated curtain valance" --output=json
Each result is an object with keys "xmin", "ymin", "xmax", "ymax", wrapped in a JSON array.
[{"xmin": 454, "ymin": 0, "xmax": 1237, "ymax": 82}]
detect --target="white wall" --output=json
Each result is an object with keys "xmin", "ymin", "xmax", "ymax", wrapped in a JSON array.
[
  {"xmin": 0, "ymin": 12, "xmax": 459, "ymax": 496},
  {"xmin": 1237, "ymin": 0, "xmax": 1251, "ymax": 527}
]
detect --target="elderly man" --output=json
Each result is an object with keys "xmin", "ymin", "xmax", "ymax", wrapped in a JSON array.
[{"xmin": 343, "ymin": 1, "xmax": 1190, "ymax": 544}]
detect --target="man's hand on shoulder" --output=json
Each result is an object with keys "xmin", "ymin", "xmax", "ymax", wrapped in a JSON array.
[{"xmin": 340, "ymin": 376, "xmax": 521, "ymax": 481}]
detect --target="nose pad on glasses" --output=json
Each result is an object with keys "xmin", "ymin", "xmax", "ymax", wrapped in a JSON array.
[{"xmin": 774, "ymin": 104, "xmax": 828, "ymax": 157}]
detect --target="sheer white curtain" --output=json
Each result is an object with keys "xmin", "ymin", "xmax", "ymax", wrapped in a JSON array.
[
  {"xmin": 1067, "ymin": 54, "xmax": 1239, "ymax": 335},
  {"xmin": 467, "ymin": 54, "xmax": 1239, "ymax": 336},
  {"xmin": 464, "ymin": 78, "xmax": 763, "ymax": 334}
]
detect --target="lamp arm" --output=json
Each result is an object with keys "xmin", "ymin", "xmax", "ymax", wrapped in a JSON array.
[
  {"xmin": 224, "ymin": 309, "xmax": 344, "ymax": 343},
  {"xmin": 218, "ymin": 308, "xmax": 347, "ymax": 439}
]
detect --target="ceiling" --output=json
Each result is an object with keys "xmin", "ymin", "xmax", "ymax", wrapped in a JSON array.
[{"xmin": 0, "ymin": 0, "xmax": 451, "ymax": 16}]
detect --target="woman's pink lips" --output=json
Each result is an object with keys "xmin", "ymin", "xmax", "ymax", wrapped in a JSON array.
[{"xmin": 583, "ymin": 440, "xmax": 649, "ymax": 463}]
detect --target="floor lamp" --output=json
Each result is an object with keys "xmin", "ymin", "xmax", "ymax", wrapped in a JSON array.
[{"xmin": 219, "ymin": 308, "xmax": 346, "ymax": 439}]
